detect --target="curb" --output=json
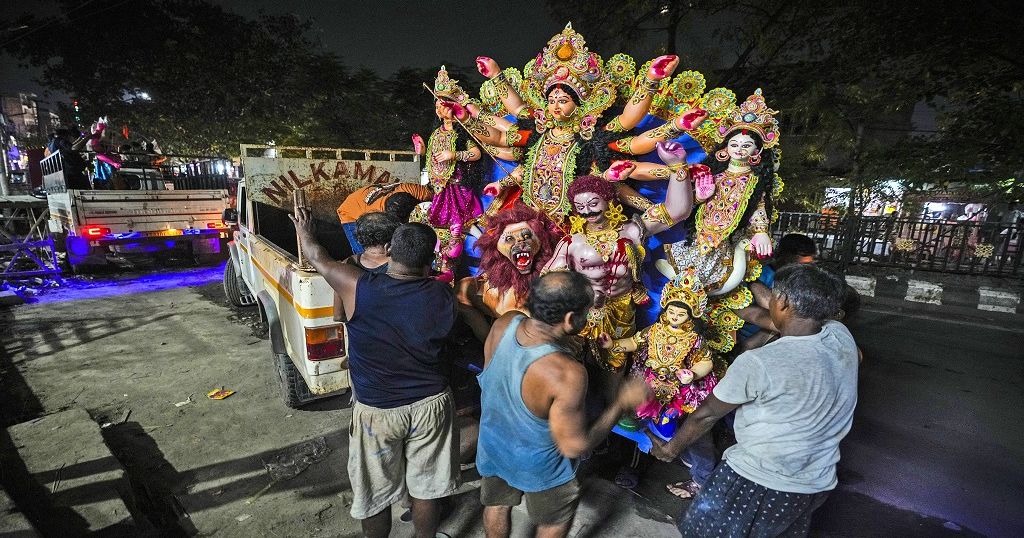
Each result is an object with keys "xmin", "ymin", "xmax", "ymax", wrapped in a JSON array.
[{"xmin": 843, "ymin": 275, "xmax": 1022, "ymax": 315}]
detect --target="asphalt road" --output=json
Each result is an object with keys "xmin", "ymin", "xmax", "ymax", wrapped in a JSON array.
[
  {"xmin": 825, "ymin": 302, "xmax": 1024, "ymax": 537},
  {"xmin": 2, "ymin": 266, "xmax": 1022, "ymax": 536}
]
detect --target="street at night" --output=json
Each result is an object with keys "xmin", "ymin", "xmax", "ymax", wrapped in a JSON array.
[
  {"xmin": 2, "ymin": 266, "xmax": 1021, "ymax": 536},
  {"xmin": 2, "ymin": 1, "xmax": 1023, "ymax": 537}
]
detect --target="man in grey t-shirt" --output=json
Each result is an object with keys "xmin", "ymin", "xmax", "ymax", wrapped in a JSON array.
[{"xmin": 647, "ymin": 264, "xmax": 858, "ymax": 537}]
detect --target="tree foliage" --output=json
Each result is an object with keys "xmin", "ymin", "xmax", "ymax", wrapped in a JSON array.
[
  {"xmin": 546, "ymin": 0, "xmax": 1024, "ymax": 207},
  {"xmin": 1, "ymin": 0, "xmax": 444, "ymax": 155}
]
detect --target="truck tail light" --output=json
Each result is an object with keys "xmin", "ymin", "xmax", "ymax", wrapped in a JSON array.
[
  {"xmin": 207, "ymin": 222, "xmax": 227, "ymax": 229},
  {"xmin": 83, "ymin": 226, "xmax": 111, "ymax": 238},
  {"xmin": 305, "ymin": 325, "xmax": 346, "ymax": 361}
]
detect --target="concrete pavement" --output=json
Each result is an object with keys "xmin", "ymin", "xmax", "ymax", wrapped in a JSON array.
[{"xmin": 2, "ymin": 264, "xmax": 1022, "ymax": 536}]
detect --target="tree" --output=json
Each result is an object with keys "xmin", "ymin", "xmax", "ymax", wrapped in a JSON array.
[
  {"xmin": 2, "ymin": 1, "xmax": 359, "ymax": 154},
  {"xmin": 545, "ymin": 0, "xmax": 1024, "ymax": 209}
]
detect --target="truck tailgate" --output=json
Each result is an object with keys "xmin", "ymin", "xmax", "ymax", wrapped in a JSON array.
[{"xmin": 71, "ymin": 189, "xmax": 226, "ymax": 232}]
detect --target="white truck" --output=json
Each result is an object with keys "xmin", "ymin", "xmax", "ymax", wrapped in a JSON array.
[
  {"xmin": 42, "ymin": 150, "xmax": 236, "ymax": 268},
  {"xmin": 223, "ymin": 144, "xmax": 421, "ymax": 407}
]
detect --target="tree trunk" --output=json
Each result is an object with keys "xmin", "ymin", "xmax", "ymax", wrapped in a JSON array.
[
  {"xmin": 665, "ymin": 2, "xmax": 683, "ymax": 57},
  {"xmin": 840, "ymin": 123, "xmax": 866, "ymax": 272}
]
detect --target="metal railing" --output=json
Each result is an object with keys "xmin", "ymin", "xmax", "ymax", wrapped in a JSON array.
[{"xmin": 773, "ymin": 212, "xmax": 1024, "ymax": 277}]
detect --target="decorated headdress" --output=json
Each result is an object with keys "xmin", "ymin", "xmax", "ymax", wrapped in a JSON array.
[
  {"xmin": 522, "ymin": 23, "xmax": 616, "ymax": 126},
  {"xmin": 719, "ymin": 89, "xmax": 780, "ymax": 149},
  {"xmin": 659, "ymin": 266, "xmax": 708, "ymax": 318},
  {"xmin": 433, "ymin": 65, "xmax": 470, "ymax": 105}
]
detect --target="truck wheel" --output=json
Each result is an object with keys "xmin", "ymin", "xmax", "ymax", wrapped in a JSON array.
[
  {"xmin": 223, "ymin": 261, "xmax": 254, "ymax": 307},
  {"xmin": 275, "ymin": 352, "xmax": 316, "ymax": 408}
]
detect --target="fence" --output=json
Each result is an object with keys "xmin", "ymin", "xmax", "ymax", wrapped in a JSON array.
[{"xmin": 773, "ymin": 213, "xmax": 1024, "ymax": 277}]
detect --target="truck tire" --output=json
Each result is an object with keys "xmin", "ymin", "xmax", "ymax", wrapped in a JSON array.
[
  {"xmin": 223, "ymin": 261, "xmax": 254, "ymax": 307},
  {"xmin": 275, "ymin": 352, "xmax": 317, "ymax": 408}
]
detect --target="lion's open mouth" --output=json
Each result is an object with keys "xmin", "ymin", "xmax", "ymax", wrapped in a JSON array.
[{"xmin": 513, "ymin": 250, "xmax": 533, "ymax": 273}]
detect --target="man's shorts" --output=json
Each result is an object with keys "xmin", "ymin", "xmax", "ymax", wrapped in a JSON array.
[
  {"xmin": 348, "ymin": 390, "xmax": 459, "ymax": 519},
  {"xmin": 480, "ymin": 475, "xmax": 580, "ymax": 526}
]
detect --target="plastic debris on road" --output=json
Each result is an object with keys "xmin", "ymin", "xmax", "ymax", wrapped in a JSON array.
[{"xmin": 207, "ymin": 387, "xmax": 235, "ymax": 400}]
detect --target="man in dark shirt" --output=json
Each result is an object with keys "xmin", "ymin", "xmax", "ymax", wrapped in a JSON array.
[{"xmin": 292, "ymin": 207, "xmax": 457, "ymax": 538}]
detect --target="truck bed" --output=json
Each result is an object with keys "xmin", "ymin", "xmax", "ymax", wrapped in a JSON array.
[{"xmin": 49, "ymin": 189, "xmax": 226, "ymax": 234}]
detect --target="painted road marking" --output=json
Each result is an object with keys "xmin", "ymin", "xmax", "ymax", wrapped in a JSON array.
[
  {"xmin": 906, "ymin": 280, "xmax": 942, "ymax": 305},
  {"xmin": 978, "ymin": 287, "xmax": 1020, "ymax": 313}
]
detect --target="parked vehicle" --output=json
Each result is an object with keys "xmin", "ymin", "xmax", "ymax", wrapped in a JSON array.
[
  {"xmin": 42, "ymin": 151, "xmax": 236, "ymax": 267},
  {"xmin": 224, "ymin": 144, "xmax": 420, "ymax": 407}
]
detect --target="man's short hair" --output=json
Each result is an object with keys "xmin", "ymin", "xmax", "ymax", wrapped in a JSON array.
[
  {"xmin": 775, "ymin": 233, "xmax": 818, "ymax": 266},
  {"xmin": 354, "ymin": 211, "xmax": 400, "ymax": 249},
  {"xmin": 385, "ymin": 192, "xmax": 420, "ymax": 222},
  {"xmin": 773, "ymin": 264, "xmax": 846, "ymax": 322},
  {"xmin": 389, "ymin": 222, "xmax": 436, "ymax": 269},
  {"xmin": 525, "ymin": 271, "xmax": 594, "ymax": 326}
]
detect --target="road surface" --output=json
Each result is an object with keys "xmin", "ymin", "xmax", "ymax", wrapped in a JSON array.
[{"xmin": 1, "ymin": 265, "xmax": 1021, "ymax": 536}]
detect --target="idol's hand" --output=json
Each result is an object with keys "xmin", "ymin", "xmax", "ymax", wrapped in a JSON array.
[
  {"xmin": 691, "ymin": 164, "xmax": 715, "ymax": 201},
  {"xmin": 604, "ymin": 160, "xmax": 636, "ymax": 182},
  {"xmin": 676, "ymin": 368, "xmax": 694, "ymax": 384},
  {"xmin": 597, "ymin": 332, "xmax": 613, "ymax": 350},
  {"xmin": 447, "ymin": 239, "xmax": 463, "ymax": 259},
  {"xmin": 656, "ymin": 141, "xmax": 687, "ymax": 168},
  {"xmin": 751, "ymin": 232, "xmax": 773, "ymax": 258},
  {"xmin": 440, "ymin": 101, "xmax": 469, "ymax": 121},
  {"xmin": 411, "ymin": 134, "xmax": 425, "ymax": 155},
  {"xmin": 437, "ymin": 150, "xmax": 456, "ymax": 162},
  {"xmin": 648, "ymin": 55, "xmax": 679, "ymax": 80},
  {"xmin": 476, "ymin": 56, "xmax": 501, "ymax": 79},
  {"xmin": 483, "ymin": 181, "xmax": 502, "ymax": 197},
  {"xmin": 674, "ymin": 107, "xmax": 709, "ymax": 132}
]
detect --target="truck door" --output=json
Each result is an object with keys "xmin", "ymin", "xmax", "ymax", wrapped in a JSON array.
[{"xmin": 236, "ymin": 184, "xmax": 256, "ymax": 287}]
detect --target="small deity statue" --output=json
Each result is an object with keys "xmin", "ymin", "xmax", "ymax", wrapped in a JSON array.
[
  {"xmin": 600, "ymin": 267, "xmax": 723, "ymax": 428},
  {"xmin": 79, "ymin": 116, "xmax": 122, "ymax": 188},
  {"xmin": 419, "ymin": 66, "xmax": 487, "ymax": 282},
  {"xmin": 542, "ymin": 140, "xmax": 707, "ymax": 372}
]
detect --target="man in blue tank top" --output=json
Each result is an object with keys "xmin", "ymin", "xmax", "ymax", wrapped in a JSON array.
[
  {"xmin": 293, "ymin": 208, "xmax": 458, "ymax": 538},
  {"xmin": 476, "ymin": 272, "xmax": 651, "ymax": 537}
]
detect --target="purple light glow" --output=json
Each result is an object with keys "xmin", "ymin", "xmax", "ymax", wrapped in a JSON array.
[{"xmin": 28, "ymin": 264, "xmax": 225, "ymax": 305}]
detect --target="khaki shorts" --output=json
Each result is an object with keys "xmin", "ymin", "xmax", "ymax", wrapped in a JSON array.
[
  {"xmin": 348, "ymin": 390, "xmax": 459, "ymax": 519},
  {"xmin": 480, "ymin": 475, "xmax": 581, "ymax": 526}
]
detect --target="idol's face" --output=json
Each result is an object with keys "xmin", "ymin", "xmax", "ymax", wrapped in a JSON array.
[
  {"xmin": 497, "ymin": 222, "xmax": 541, "ymax": 274},
  {"xmin": 435, "ymin": 99, "xmax": 453, "ymax": 120},
  {"xmin": 546, "ymin": 87, "xmax": 577, "ymax": 122},
  {"xmin": 573, "ymin": 192, "xmax": 609, "ymax": 225},
  {"xmin": 663, "ymin": 304, "xmax": 691, "ymax": 327},
  {"xmin": 727, "ymin": 132, "xmax": 759, "ymax": 162}
]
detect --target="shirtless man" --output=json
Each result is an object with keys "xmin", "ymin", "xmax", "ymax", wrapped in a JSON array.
[
  {"xmin": 542, "ymin": 140, "xmax": 710, "ymax": 372},
  {"xmin": 476, "ymin": 271, "xmax": 651, "ymax": 538}
]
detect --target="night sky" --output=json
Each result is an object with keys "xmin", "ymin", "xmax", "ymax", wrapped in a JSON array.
[{"xmin": 1, "ymin": 0, "xmax": 573, "ymax": 96}]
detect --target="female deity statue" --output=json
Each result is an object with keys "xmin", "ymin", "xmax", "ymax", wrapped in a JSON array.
[
  {"xmin": 78, "ymin": 116, "xmax": 122, "ymax": 188},
  {"xmin": 416, "ymin": 66, "xmax": 488, "ymax": 281},
  {"xmin": 442, "ymin": 23, "xmax": 707, "ymax": 228},
  {"xmin": 655, "ymin": 90, "xmax": 784, "ymax": 350},
  {"xmin": 600, "ymin": 267, "xmax": 727, "ymax": 429}
]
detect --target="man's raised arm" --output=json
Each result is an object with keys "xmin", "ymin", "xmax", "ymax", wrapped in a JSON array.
[{"xmin": 289, "ymin": 207, "xmax": 363, "ymax": 319}]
